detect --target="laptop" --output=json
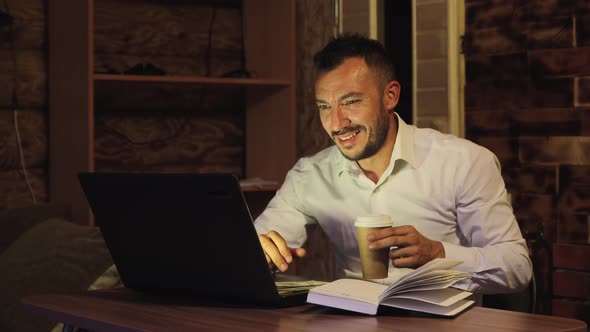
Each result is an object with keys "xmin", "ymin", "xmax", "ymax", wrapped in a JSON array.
[{"xmin": 78, "ymin": 172, "xmax": 310, "ymax": 307}]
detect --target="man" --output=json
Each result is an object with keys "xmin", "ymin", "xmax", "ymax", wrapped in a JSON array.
[{"xmin": 254, "ymin": 34, "xmax": 532, "ymax": 294}]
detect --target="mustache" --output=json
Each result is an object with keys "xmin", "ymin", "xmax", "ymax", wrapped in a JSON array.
[{"xmin": 332, "ymin": 125, "xmax": 364, "ymax": 139}]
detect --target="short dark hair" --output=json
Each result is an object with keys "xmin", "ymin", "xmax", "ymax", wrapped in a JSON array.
[{"xmin": 313, "ymin": 33, "xmax": 397, "ymax": 84}]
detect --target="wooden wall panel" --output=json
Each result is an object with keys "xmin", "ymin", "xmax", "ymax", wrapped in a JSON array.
[
  {"xmin": 0, "ymin": 0, "xmax": 48, "ymax": 209},
  {"xmin": 0, "ymin": 110, "xmax": 47, "ymax": 171},
  {"xmin": 295, "ymin": 0, "xmax": 334, "ymax": 158},
  {"xmin": 0, "ymin": 0, "xmax": 46, "ymax": 50},
  {"xmin": 94, "ymin": 54, "xmax": 240, "ymax": 77},
  {"xmin": 94, "ymin": 114, "xmax": 244, "ymax": 175},
  {"xmin": 0, "ymin": 168, "xmax": 47, "ymax": 209},
  {"xmin": 91, "ymin": 0, "xmax": 246, "ymax": 180},
  {"xmin": 94, "ymin": 0, "xmax": 242, "ymax": 77},
  {"xmin": 0, "ymin": 50, "xmax": 46, "ymax": 109}
]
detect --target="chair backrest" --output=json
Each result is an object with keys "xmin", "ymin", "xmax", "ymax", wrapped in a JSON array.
[{"xmin": 482, "ymin": 272, "xmax": 536, "ymax": 313}]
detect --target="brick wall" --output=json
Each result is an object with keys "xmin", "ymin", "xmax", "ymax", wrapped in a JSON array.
[
  {"xmin": 415, "ymin": 0, "xmax": 450, "ymax": 132},
  {"xmin": 340, "ymin": 0, "xmax": 371, "ymax": 36},
  {"xmin": 464, "ymin": 0, "xmax": 590, "ymax": 322}
]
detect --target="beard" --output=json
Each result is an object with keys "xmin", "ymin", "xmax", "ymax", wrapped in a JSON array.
[{"xmin": 333, "ymin": 108, "xmax": 391, "ymax": 161}]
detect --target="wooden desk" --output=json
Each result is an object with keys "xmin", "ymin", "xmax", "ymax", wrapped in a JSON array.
[{"xmin": 22, "ymin": 289, "xmax": 587, "ymax": 332}]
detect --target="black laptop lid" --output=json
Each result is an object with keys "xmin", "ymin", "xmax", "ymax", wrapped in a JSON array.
[{"xmin": 78, "ymin": 172, "xmax": 285, "ymax": 306}]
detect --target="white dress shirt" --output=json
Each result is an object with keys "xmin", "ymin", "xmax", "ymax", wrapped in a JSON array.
[{"xmin": 254, "ymin": 114, "xmax": 532, "ymax": 294}]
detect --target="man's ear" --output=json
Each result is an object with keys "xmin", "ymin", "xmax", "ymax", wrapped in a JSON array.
[{"xmin": 383, "ymin": 80, "xmax": 401, "ymax": 111}]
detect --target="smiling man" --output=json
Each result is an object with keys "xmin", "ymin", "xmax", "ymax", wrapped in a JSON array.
[{"xmin": 254, "ymin": 34, "xmax": 532, "ymax": 295}]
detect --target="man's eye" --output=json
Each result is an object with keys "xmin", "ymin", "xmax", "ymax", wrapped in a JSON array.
[
  {"xmin": 343, "ymin": 99, "xmax": 360, "ymax": 106},
  {"xmin": 317, "ymin": 104, "xmax": 330, "ymax": 111}
]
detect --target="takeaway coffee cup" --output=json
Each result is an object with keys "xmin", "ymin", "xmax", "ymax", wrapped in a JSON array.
[{"xmin": 355, "ymin": 215, "xmax": 393, "ymax": 279}]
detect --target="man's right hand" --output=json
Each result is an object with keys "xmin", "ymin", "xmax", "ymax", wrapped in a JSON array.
[{"xmin": 258, "ymin": 230, "xmax": 306, "ymax": 272}]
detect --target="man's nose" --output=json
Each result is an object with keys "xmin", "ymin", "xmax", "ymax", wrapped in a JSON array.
[{"xmin": 331, "ymin": 106, "xmax": 350, "ymax": 132}]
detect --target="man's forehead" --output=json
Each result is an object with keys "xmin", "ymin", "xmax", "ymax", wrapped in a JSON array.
[
  {"xmin": 315, "ymin": 91, "xmax": 365, "ymax": 103},
  {"xmin": 314, "ymin": 62, "xmax": 378, "ymax": 100},
  {"xmin": 315, "ymin": 57, "xmax": 369, "ymax": 79}
]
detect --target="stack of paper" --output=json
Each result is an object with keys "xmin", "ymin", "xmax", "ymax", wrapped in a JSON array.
[{"xmin": 276, "ymin": 280, "xmax": 327, "ymax": 296}]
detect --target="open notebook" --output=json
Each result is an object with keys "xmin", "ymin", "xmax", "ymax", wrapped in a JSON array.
[{"xmin": 78, "ymin": 172, "xmax": 322, "ymax": 307}]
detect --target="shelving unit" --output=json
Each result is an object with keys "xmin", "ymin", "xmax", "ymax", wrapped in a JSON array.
[
  {"xmin": 48, "ymin": 0, "xmax": 295, "ymax": 225},
  {"xmin": 94, "ymin": 74, "xmax": 291, "ymax": 86}
]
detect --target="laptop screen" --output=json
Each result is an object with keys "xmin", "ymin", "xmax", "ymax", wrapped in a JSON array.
[{"xmin": 79, "ymin": 172, "xmax": 293, "ymax": 306}]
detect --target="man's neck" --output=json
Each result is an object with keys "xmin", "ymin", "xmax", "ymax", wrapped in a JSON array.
[{"xmin": 357, "ymin": 114, "xmax": 398, "ymax": 184}]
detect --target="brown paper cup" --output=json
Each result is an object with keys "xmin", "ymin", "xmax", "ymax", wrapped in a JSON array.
[{"xmin": 355, "ymin": 215, "xmax": 393, "ymax": 279}]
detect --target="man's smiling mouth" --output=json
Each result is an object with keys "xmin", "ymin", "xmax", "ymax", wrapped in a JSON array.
[
  {"xmin": 333, "ymin": 126, "xmax": 364, "ymax": 142},
  {"xmin": 338, "ymin": 131, "xmax": 359, "ymax": 141}
]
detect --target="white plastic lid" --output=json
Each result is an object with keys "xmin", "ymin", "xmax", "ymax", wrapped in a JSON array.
[{"xmin": 354, "ymin": 214, "xmax": 393, "ymax": 227}]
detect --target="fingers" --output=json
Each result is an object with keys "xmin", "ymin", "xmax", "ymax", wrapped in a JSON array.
[
  {"xmin": 388, "ymin": 237, "xmax": 446, "ymax": 268},
  {"xmin": 259, "ymin": 230, "xmax": 304, "ymax": 273},
  {"xmin": 367, "ymin": 225, "xmax": 414, "ymax": 241},
  {"xmin": 365, "ymin": 226, "xmax": 445, "ymax": 268},
  {"xmin": 291, "ymin": 247, "xmax": 307, "ymax": 259},
  {"xmin": 259, "ymin": 231, "xmax": 289, "ymax": 272},
  {"xmin": 390, "ymin": 255, "xmax": 420, "ymax": 268},
  {"xmin": 368, "ymin": 226, "xmax": 416, "ymax": 250},
  {"xmin": 267, "ymin": 230, "xmax": 293, "ymax": 263},
  {"xmin": 389, "ymin": 246, "xmax": 431, "ymax": 268}
]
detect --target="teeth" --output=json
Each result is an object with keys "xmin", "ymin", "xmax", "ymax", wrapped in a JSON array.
[{"xmin": 339, "ymin": 132, "xmax": 357, "ymax": 141}]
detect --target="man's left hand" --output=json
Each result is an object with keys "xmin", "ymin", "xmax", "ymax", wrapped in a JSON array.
[{"xmin": 367, "ymin": 225, "xmax": 445, "ymax": 268}]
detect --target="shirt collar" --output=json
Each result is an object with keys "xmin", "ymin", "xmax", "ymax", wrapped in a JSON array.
[
  {"xmin": 390, "ymin": 112, "xmax": 418, "ymax": 169},
  {"xmin": 338, "ymin": 112, "xmax": 418, "ymax": 177}
]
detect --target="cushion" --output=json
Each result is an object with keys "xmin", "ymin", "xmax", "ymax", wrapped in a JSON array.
[
  {"xmin": 0, "ymin": 204, "xmax": 70, "ymax": 253},
  {"xmin": 0, "ymin": 218, "xmax": 113, "ymax": 332}
]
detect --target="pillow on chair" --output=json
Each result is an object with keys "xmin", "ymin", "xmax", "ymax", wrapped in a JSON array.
[
  {"xmin": 0, "ymin": 204, "xmax": 70, "ymax": 253},
  {"xmin": 0, "ymin": 218, "xmax": 113, "ymax": 332}
]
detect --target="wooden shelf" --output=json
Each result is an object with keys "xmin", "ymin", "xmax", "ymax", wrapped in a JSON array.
[
  {"xmin": 94, "ymin": 73, "xmax": 291, "ymax": 87},
  {"xmin": 49, "ymin": 0, "xmax": 296, "ymax": 225},
  {"xmin": 239, "ymin": 179, "xmax": 280, "ymax": 192}
]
